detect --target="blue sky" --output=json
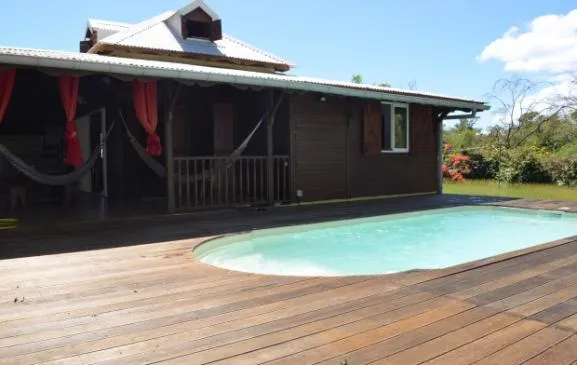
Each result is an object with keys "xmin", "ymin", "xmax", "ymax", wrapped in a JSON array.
[{"xmin": 0, "ymin": 0, "xmax": 575, "ymax": 128}]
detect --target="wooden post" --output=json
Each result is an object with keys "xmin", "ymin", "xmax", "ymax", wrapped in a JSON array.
[
  {"xmin": 166, "ymin": 84, "xmax": 176, "ymax": 213},
  {"xmin": 435, "ymin": 111, "xmax": 446, "ymax": 195},
  {"xmin": 345, "ymin": 103, "xmax": 353, "ymax": 199},
  {"xmin": 266, "ymin": 91, "xmax": 275, "ymax": 205},
  {"xmin": 265, "ymin": 91, "xmax": 286, "ymax": 205}
]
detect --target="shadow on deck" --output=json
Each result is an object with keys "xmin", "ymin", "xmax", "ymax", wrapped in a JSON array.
[{"xmin": 0, "ymin": 194, "xmax": 526, "ymax": 260}]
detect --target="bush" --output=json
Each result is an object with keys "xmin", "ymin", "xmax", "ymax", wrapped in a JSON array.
[
  {"xmin": 493, "ymin": 147, "xmax": 552, "ymax": 184},
  {"xmin": 543, "ymin": 158, "xmax": 577, "ymax": 186},
  {"xmin": 468, "ymin": 153, "xmax": 499, "ymax": 179},
  {"xmin": 442, "ymin": 144, "xmax": 472, "ymax": 182}
]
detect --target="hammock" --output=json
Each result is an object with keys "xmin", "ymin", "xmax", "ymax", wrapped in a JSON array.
[
  {"xmin": 0, "ymin": 122, "xmax": 115, "ymax": 186},
  {"xmin": 118, "ymin": 110, "xmax": 167, "ymax": 177},
  {"xmin": 119, "ymin": 106, "xmax": 271, "ymax": 178}
]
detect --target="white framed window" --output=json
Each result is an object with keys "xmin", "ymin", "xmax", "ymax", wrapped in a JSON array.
[{"xmin": 381, "ymin": 102, "xmax": 410, "ymax": 153}]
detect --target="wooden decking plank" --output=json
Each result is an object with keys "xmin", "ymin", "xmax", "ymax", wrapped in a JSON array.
[
  {"xmin": 0, "ymin": 282, "xmax": 411, "ymax": 364},
  {"xmin": 103, "ymin": 295, "xmax": 461, "ymax": 365},
  {"xmin": 521, "ymin": 334, "xmax": 577, "ymax": 365},
  {"xmin": 508, "ymin": 283, "xmax": 577, "ymax": 318},
  {"xmin": 0, "ymin": 273, "xmax": 304, "ymax": 323},
  {"xmin": 0, "ymin": 277, "xmax": 316, "ymax": 348},
  {"xmin": 0, "ymin": 275, "xmax": 312, "ymax": 325},
  {"xmin": 361, "ymin": 311, "xmax": 521, "ymax": 365},
  {"xmin": 486, "ymin": 270, "xmax": 577, "ymax": 312},
  {"xmin": 529, "ymin": 298, "xmax": 577, "ymax": 324},
  {"xmin": 418, "ymin": 319, "xmax": 547, "ymax": 365},
  {"xmin": 311, "ymin": 306, "xmax": 502, "ymax": 365},
  {"xmin": 469, "ymin": 275, "xmax": 560, "ymax": 306},
  {"xmin": 421, "ymin": 241, "xmax": 577, "ymax": 296},
  {"xmin": 451, "ymin": 251, "xmax": 577, "ymax": 300},
  {"xmin": 0, "ymin": 270, "xmax": 246, "ymax": 310},
  {"xmin": 0, "ymin": 278, "xmax": 382, "ymax": 351},
  {"xmin": 473, "ymin": 326, "xmax": 572, "ymax": 365},
  {"xmin": 261, "ymin": 302, "xmax": 493, "ymax": 365},
  {"xmin": 0, "ymin": 277, "xmax": 344, "ymax": 346}
]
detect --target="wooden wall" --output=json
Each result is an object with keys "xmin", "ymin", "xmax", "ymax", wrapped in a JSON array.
[
  {"xmin": 290, "ymin": 94, "xmax": 348, "ymax": 201},
  {"xmin": 350, "ymin": 101, "xmax": 438, "ymax": 197},
  {"xmin": 290, "ymin": 94, "xmax": 439, "ymax": 202}
]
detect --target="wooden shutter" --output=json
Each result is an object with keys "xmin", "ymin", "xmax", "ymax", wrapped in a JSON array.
[
  {"xmin": 213, "ymin": 103, "xmax": 234, "ymax": 156},
  {"xmin": 409, "ymin": 104, "xmax": 432, "ymax": 156},
  {"xmin": 362, "ymin": 103, "xmax": 382, "ymax": 155},
  {"xmin": 209, "ymin": 20, "xmax": 223, "ymax": 41}
]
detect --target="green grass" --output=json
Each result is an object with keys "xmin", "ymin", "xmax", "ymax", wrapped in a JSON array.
[{"xmin": 444, "ymin": 179, "xmax": 577, "ymax": 202}]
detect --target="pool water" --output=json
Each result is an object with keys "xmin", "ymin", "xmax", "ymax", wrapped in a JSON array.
[{"xmin": 195, "ymin": 206, "xmax": 577, "ymax": 277}]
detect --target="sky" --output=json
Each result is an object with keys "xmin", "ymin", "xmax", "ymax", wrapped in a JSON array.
[{"xmin": 0, "ymin": 0, "xmax": 575, "ymax": 128}]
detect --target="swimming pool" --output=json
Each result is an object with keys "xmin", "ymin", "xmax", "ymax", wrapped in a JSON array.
[{"xmin": 195, "ymin": 206, "xmax": 577, "ymax": 277}]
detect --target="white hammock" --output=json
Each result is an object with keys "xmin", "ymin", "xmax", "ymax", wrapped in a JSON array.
[{"xmin": 0, "ymin": 122, "xmax": 115, "ymax": 186}]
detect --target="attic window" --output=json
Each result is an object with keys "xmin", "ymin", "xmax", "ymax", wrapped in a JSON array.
[
  {"xmin": 181, "ymin": 7, "xmax": 222, "ymax": 41},
  {"xmin": 184, "ymin": 19, "xmax": 209, "ymax": 38}
]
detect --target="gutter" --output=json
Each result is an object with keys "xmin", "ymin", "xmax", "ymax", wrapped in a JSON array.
[{"xmin": 0, "ymin": 50, "xmax": 490, "ymax": 112}]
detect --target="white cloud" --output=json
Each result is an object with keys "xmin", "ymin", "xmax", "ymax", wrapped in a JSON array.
[
  {"xmin": 479, "ymin": 9, "xmax": 577, "ymax": 73},
  {"xmin": 478, "ymin": 10, "xmax": 577, "ymax": 130}
]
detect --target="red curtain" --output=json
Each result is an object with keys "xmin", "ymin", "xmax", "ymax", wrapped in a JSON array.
[
  {"xmin": 58, "ymin": 75, "xmax": 83, "ymax": 167},
  {"xmin": 0, "ymin": 68, "xmax": 16, "ymax": 125},
  {"xmin": 132, "ymin": 80, "xmax": 162, "ymax": 156}
]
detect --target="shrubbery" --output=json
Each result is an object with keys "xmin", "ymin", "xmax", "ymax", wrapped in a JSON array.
[
  {"xmin": 448, "ymin": 145, "xmax": 577, "ymax": 185},
  {"xmin": 442, "ymin": 144, "xmax": 472, "ymax": 181},
  {"xmin": 494, "ymin": 148, "xmax": 551, "ymax": 183},
  {"xmin": 467, "ymin": 153, "xmax": 499, "ymax": 179},
  {"xmin": 543, "ymin": 158, "xmax": 577, "ymax": 186}
]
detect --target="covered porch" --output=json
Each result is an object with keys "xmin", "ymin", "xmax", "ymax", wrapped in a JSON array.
[{"xmin": 0, "ymin": 66, "xmax": 291, "ymax": 221}]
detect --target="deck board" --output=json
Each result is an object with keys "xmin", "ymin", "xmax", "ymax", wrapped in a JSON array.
[{"xmin": 2, "ymin": 196, "xmax": 577, "ymax": 364}]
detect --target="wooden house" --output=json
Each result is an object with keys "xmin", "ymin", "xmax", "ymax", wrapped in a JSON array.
[{"xmin": 0, "ymin": 0, "xmax": 488, "ymax": 216}]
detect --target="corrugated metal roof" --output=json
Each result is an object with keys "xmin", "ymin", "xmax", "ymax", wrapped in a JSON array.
[{"xmin": 0, "ymin": 46, "xmax": 489, "ymax": 111}]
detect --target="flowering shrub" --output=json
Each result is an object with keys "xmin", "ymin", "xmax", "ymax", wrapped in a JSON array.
[{"xmin": 442, "ymin": 144, "xmax": 472, "ymax": 182}]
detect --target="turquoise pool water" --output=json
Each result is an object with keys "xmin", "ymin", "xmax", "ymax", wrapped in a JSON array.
[{"xmin": 195, "ymin": 206, "xmax": 577, "ymax": 277}]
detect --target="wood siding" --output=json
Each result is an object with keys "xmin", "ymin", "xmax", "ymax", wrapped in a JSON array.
[
  {"xmin": 351, "ymin": 102, "xmax": 437, "ymax": 197},
  {"xmin": 291, "ymin": 94, "xmax": 348, "ymax": 201},
  {"xmin": 291, "ymin": 95, "xmax": 438, "ymax": 202}
]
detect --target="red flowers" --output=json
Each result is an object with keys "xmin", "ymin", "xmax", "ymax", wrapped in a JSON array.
[{"xmin": 442, "ymin": 144, "xmax": 471, "ymax": 182}]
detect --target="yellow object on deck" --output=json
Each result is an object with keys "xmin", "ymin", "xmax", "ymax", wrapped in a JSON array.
[{"xmin": 0, "ymin": 218, "xmax": 18, "ymax": 228}]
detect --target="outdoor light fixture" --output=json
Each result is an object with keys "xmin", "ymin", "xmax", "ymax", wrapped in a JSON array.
[{"xmin": 319, "ymin": 96, "xmax": 326, "ymax": 102}]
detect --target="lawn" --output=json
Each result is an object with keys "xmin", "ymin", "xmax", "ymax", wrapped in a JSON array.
[{"xmin": 444, "ymin": 179, "xmax": 577, "ymax": 202}]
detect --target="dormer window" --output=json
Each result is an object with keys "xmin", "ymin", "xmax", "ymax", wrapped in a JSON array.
[
  {"xmin": 184, "ymin": 19, "xmax": 211, "ymax": 39},
  {"xmin": 180, "ymin": 6, "xmax": 222, "ymax": 41}
]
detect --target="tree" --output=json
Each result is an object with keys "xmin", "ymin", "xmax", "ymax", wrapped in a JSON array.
[
  {"xmin": 351, "ymin": 73, "xmax": 391, "ymax": 87},
  {"xmin": 443, "ymin": 118, "xmax": 481, "ymax": 151},
  {"xmin": 487, "ymin": 77, "xmax": 566, "ymax": 149},
  {"xmin": 351, "ymin": 74, "xmax": 363, "ymax": 84}
]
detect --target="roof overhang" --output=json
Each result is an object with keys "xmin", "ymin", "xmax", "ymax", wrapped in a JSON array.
[{"xmin": 0, "ymin": 47, "xmax": 490, "ymax": 112}]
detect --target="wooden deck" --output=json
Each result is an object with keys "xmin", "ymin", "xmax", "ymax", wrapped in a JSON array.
[{"xmin": 2, "ymin": 195, "xmax": 577, "ymax": 364}]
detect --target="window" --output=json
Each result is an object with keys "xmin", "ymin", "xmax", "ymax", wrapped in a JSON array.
[
  {"xmin": 184, "ymin": 19, "xmax": 211, "ymax": 39},
  {"xmin": 381, "ymin": 102, "xmax": 409, "ymax": 153}
]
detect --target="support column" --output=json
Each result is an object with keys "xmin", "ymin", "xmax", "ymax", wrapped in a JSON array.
[
  {"xmin": 435, "ymin": 112, "xmax": 445, "ymax": 195},
  {"xmin": 100, "ymin": 107, "xmax": 108, "ymax": 198},
  {"xmin": 266, "ymin": 91, "xmax": 275, "ymax": 205},
  {"xmin": 166, "ymin": 86, "xmax": 176, "ymax": 213}
]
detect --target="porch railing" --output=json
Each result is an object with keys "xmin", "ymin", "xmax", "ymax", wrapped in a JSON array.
[{"xmin": 173, "ymin": 155, "xmax": 289, "ymax": 209}]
